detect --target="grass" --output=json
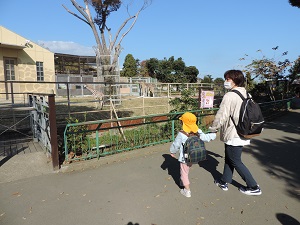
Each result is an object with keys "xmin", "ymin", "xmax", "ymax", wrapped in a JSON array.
[
  {"xmin": 55, "ymin": 95, "xmax": 173, "ymax": 122},
  {"xmin": 0, "ymin": 95, "xmax": 175, "ymax": 141}
]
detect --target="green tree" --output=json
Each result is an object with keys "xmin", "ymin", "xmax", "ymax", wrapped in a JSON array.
[
  {"xmin": 289, "ymin": 0, "xmax": 300, "ymax": 8},
  {"xmin": 213, "ymin": 77, "xmax": 225, "ymax": 96},
  {"xmin": 289, "ymin": 56, "xmax": 300, "ymax": 81},
  {"xmin": 173, "ymin": 57, "xmax": 185, "ymax": 73},
  {"xmin": 138, "ymin": 60, "xmax": 149, "ymax": 77},
  {"xmin": 289, "ymin": 56, "xmax": 300, "ymax": 92},
  {"xmin": 121, "ymin": 54, "xmax": 137, "ymax": 77},
  {"xmin": 169, "ymin": 89, "xmax": 198, "ymax": 112},
  {"xmin": 202, "ymin": 75, "xmax": 213, "ymax": 83},
  {"xmin": 244, "ymin": 71, "xmax": 256, "ymax": 91},
  {"xmin": 159, "ymin": 57, "xmax": 174, "ymax": 82},
  {"xmin": 146, "ymin": 58, "xmax": 160, "ymax": 78},
  {"xmin": 184, "ymin": 66, "xmax": 199, "ymax": 83},
  {"xmin": 213, "ymin": 77, "xmax": 224, "ymax": 85},
  {"xmin": 164, "ymin": 57, "xmax": 186, "ymax": 83},
  {"xmin": 145, "ymin": 56, "xmax": 198, "ymax": 83}
]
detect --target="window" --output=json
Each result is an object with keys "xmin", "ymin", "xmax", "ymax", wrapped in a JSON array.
[
  {"xmin": 4, "ymin": 58, "xmax": 16, "ymax": 80},
  {"xmin": 36, "ymin": 62, "xmax": 44, "ymax": 81}
]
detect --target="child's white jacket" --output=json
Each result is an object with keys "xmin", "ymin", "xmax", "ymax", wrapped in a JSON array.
[{"xmin": 170, "ymin": 129, "xmax": 216, "ymax": 163}]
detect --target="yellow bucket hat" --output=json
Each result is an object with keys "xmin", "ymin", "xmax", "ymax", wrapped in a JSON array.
[{"xmin": 179, "ymin": 112, "xmax": 199, "ymax": 133}]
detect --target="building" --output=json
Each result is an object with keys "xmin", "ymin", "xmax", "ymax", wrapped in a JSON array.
[
  {"xmin": 0, "ymin": 26, "xmax": 159, "ymax": 101},
  {"xmin": 0, "ymin": 26, "xmax": 55, "ymax": 100}
]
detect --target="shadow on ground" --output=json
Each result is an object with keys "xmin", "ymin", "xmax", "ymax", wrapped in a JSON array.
[
  {"xmin": 245, "ymin": 110, "xmax": 300, "ymax": 201},
  {"xmin": 161, "ymin": 154, "xmax": 182, "ymax": 188},
  {"xmin": 161, "ymin": 110, "xmax": 300, "ymax": 202},
  {"xmin": 276, "ymin": 213, "xmax": 300, "ymax": 225}
]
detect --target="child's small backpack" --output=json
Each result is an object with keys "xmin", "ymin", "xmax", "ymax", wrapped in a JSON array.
[
  {"xmin": 231, "ymin": 90, "xmax": 265, "ymax": 139},
  {"xmin": 181, "ymin": 131, "xmax": 207, "ymax": 164}
]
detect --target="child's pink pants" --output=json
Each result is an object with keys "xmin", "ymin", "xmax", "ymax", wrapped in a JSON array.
[{"xmin": 180, "ymin": 163, "xmax": 192, "ymax": 186}]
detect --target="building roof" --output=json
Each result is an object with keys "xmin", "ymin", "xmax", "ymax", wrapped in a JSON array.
[{"xmin": 0, "ymin": 42, "xmax": 26, "ymax": 49}]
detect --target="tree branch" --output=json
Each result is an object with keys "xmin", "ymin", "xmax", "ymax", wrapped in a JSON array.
[
  {"xmin": 64, "ymin": 0, "xmax": 103, "ymax": 53},
  {"xmin": 62, "ymin": 4, "xmax": 90, "ymax": 26},
  {"xmin": 83, "ymin": 0, "xmax": 102, "ymax": 52},
  {"xmin": 110, "ymin": 15, "xmax": 133, "ymax": 51},
  {"xmin": 118, "ymin": 12, "xmax": 139, "ymax": 45},
  {"xmin": 64, "ymin": 0, "xmax": 152, "ymax": 74}
]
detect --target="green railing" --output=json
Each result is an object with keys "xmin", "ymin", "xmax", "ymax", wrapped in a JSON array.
[
  {"xmin": 63, "ymin": 109, "xmax": 218, "ymax": 162},
  {"xmin": 63, "ymin": 98, "xmax": 292, "ymax": 162},
  {"xmin": 259, "ymin": 98, "xmax": 292, "ymax": 121}
]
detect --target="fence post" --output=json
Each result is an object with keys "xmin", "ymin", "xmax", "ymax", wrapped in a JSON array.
[
  {"xmin": 10, "ymin": 82, "xmax": 17, "ymax": 130},
  {"xmin": 66, "ymin": 82, "xmax": 71, "ymax": 117},
  {"xmin": 48, "ymin": 94, "xmax": 59, "ymax": 171}
]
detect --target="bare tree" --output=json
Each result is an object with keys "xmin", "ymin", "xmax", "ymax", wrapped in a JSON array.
[{"xmin": 63, "ymin": 0, "xmax": 151, "ymax": 82}]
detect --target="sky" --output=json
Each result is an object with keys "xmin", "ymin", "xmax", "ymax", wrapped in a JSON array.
[{"xmin": 1, "ymin": 0, "xmax": 300, "ymax": 79}]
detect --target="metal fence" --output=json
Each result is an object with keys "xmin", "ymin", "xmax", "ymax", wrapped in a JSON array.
[
  {"xmin": 259, "ymin": 98, "xmax": 293, "ymax": 120},
  {"xmin": 63, "ymin": 109, "xmax": 218, "ymax": 162},
  {"xmin": 62, "ymin": 98, "xmax": 291, "ymax": 163},
  {"xmin": 0, "ymin": 93, "xmax": 59, "ymax": 170},
  {"xmin": 0, "ymin": 80, "xmax": 217, "ymax": 113},
  {"xmin": 29, "ymin": 94, "xmax": 59, "ymax": 169}
]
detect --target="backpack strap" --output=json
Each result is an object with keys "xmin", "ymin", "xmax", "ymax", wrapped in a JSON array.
[
  {"xmin": 180, "ymin": 130, "xmax": 190, "ymax": 137},
  {"xmin": 231, "ymin": 89, "xmax": 247, "ymax": 100},
  {"xmin": 230, "ymin": 89, "xmax": 247, "ymax": 128},
  {"xmin": 180, "ymin": 130, "xmax": 199, "ymax": 137}
]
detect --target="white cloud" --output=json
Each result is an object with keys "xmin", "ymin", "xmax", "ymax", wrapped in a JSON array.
[{"xmin": 37, "ymin": 40, "xmax": 95, "ymax": 56}]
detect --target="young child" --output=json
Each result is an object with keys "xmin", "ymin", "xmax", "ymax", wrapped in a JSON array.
[{"xmin": 170, "ymin": 112, "xmax": 216, "ymax": 198}]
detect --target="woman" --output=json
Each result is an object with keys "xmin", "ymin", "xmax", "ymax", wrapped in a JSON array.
[{"xmin": 209, "ymin": 70, "xmax": 262, "ymax": 196}]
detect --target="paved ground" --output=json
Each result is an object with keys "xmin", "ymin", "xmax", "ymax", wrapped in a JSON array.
[
  {"xmin": 0, "ymin": 110, "xmax": 300, "ymax": 225},
  {"xmin": 0, "ymin": 141, "xmax": 53, "ymax": 183}
]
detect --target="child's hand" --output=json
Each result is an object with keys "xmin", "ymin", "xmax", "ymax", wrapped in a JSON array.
[
  {"xmin": 200, "ymin": 132, "xmax": 217, "ymax": 142},
  {"xmin": 170, "ymin": 153, "xmax": 176, "ymax": 158},
  {"xmin": 209, "ymin": 132, "xmax": 217, "ymax": 140}
]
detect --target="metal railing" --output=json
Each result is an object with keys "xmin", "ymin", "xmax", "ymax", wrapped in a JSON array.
[
  {"xmin": 29, "ymin": 94, "xmax": 59, "ymax": 170},
  {"xmin": 63, "ymin": 98, "xmax": 292, "ymax": 163},
  {"xmin": 63, "ymin": 109, "xmax": 218, "ymax": 162},
  {"xmin": 259, "ymin": 98, "xmax": 293, "ymax": 120}
]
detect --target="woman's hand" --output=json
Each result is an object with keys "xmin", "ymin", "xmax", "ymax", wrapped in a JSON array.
[{"xmin": 208, "ymin": 126, "xmax": 218, "ymax": 133}]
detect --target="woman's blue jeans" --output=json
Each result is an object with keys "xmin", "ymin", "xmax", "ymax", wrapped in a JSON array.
[{"xmin": 221, "ymin": 144, "xmax": 257, "ymax": 188}]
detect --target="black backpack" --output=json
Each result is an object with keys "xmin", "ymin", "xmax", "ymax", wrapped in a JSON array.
[
  {"xmin": 180, "ymin": 131, "xmax": 207, "ymax": 163},
  {"xmin": 230, "ymin": 90, "xmax": 264, "ymax": 139}
]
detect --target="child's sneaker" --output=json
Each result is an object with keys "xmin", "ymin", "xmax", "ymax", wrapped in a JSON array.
[
  {"xmin": 180, "ymin": 188, "xmax": 191, "ymax": 198},
  {"xmin": 239, "ymin": 185, "xmax": 262, "ymax": 196},
  {"xmin": 214, "ymin": 179, "xmax": 228, "ymax": 191}
]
